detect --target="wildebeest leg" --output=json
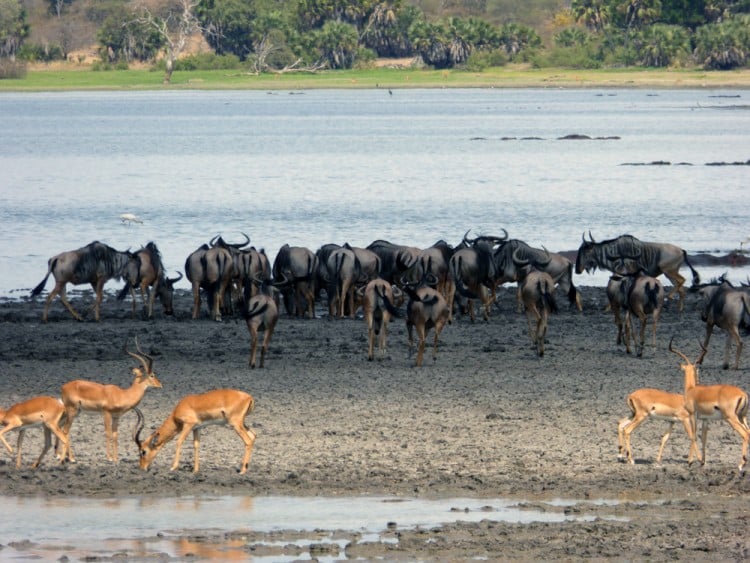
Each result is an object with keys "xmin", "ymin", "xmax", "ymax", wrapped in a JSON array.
[
  {"xmin": 367, "ymin": 324, "xmax": 376, "ymax": 361},
  {"xmin": 191, "ymin": 282, "xmax": 201, "ymax": 320},
  {"xmin": 93, "ymin": 278, "xmax": 107, "ymax": 321},
  {"xmin": 261, "ymin": 324, "xmax": 274, "ymax": 368},
  {"xmin": 415, "ymin": 326, "xmax": 426, "ymax": 367},
  {"xmin": 623, "ymin": 311, "xmax": 634, "ymax": 354},
  {"xmin": 664, "ymin": 270, "xmax": 686, "ymax": 312},
  {"xmin": 727, "ymin": 329, "xmax": 742, "ymax": 370},
  {"xmin": 537, "ymin": 314, "xmax": 547, "ymax": 357},
  {"xmin": 54, "ymin": 283, "xmax": 84, "ymax": 322},
  {"xmin": 636, "ymin": 311, "xmax": 648, "ymax": 358},
  {"xmin": 432, "ymin": 320, "xmax": 446, "ymax": 362},
  {"xmin": 248, "ymin": 327, "xmax": 258, "ymax": 368},
  {"xmin": 379, "ymin": 320, "xmax": 388, "ymax": 359}
]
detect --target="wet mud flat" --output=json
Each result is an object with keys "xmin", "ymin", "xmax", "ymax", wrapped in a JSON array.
[{"xmin": 1, "ymin": 286, "xmax": 750, "ymax": 560}]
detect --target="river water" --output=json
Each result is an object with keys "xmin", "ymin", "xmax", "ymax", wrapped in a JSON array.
[{"xmin": 1, "ymin": 88, "xmax": 749, "ymax": 297}]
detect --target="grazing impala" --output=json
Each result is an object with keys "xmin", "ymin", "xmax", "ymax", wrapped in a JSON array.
[
  {"xmin": 0, "ymin": 396, "xmax": 70, "ymax": 469},
  {"xmin": 61, "ymin": 338, "xmax": 161, "ymax": 463},
  {"xmin": 617, "ymin": 388, "xmax": 697, "ymax": 465},
  {"xmin": 133, "ymin": 389, "xmax": 256, "ymax": 474},
  {"xmin": 670, "ymin": 338, "xmax": 750, "ymax": 472}
]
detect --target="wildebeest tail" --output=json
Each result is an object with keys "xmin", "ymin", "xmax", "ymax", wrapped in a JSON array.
[
  {"xmin": 683, "ymin": 250, "xmax": 700, "ymax": 287},
  {"xmin": 644, "ymin": 281, "xmax": 660, "ymax": 311},
  {"xmin": 539, "ymin": 279, "xmax": 558, "ymax": 314},
  {"xmin": 31, "ymin": 258, "xmax": 55, "ymax": 296},
  {"xmin": 376, "ymin": 285, "xmax": 401, "ymax": 318},
  {"xmin": 117, "ymin": 281, "xmax": 132, "ymax": 301},
  {"xmin": 741, "ymin": 293, "xmax": 750, "ymax": 334},
  {"xmin": 452, "ymin": 256, "xmax": 480, "ymax": 299},
  {"xmin": 244, "ymin": 300, "xmax": 269, "ymax": 320}
]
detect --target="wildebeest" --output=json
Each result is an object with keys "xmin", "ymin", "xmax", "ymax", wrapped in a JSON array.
[
  {"xmin": 403, "ymin": 274, "xmax": 450, "ymax": 367},
  {"xmin": 575, "ymin": 233, "xmax": 700, "ymax": 311},
  {"xmin": 323, "ymin": 244, "xmax": 363, "ymax": 319},
  {"xmin": 697, "ymin": 277, "xmax": 750, "ymax": 370},
  {"xmin": 514, "ymin": 250, "xmax": 558, "ymax": 357},
  {"xmin": 608, "ymin": 271, "xmax": 664, "ymax": 357},
  {"xmin": 403, "ymin": 240, "xmax": 453, "ymax": 297},
  {"xmin": 185, "ymin": 240, "xmax": 234, "ymax": 321},
  {"xmin": 272, "ymin": 244, "xmax": 318, "ymax": 318},
  {"xmin": 494, "ymin": 239, "xmax": 581, "ymax": 311},
  {"xmin": 31, "ymin": 240, "xmax": 135, "ymax": 322},
  {"xmin": 366, "ymin": 239, "xmax": 421, "ymax": 285},
  {"xmin": 447, "ymin": 231, "xmax": 507, "ymax": 322},
  {"xmin": 359, "ymin": 278, "xmax": 402, "ymax": 361},
  {"xmin": 243, "ymin": 276, "xmax": 282, "ymax": 369},
  {"xmin": 117, "ymin": 241, "xmax": 182, "ymax": 319}
]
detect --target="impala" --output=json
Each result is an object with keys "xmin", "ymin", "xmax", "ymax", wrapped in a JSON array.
[
  {"xmin": 617, "ymin": 388, "xmax": 697, "ymax": 465},
  {"xmin": 133, "ymin": 389, "xmax": 256, "ymax": 474},
  {"xmin": 61, "ymin": 338, "xmax": 161, "ymax": 463},
  {"xmin": 0, "ymin": 396, "xmax": 70, "ymax": 469},
  {"xmin": 670, "ymin": 338, "xmax": 750, "ymax": 472}
]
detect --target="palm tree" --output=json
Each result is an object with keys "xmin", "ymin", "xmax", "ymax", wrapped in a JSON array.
[{"xmin": 571, "ymin": 0, "xmax": 610, "ymax": 32}]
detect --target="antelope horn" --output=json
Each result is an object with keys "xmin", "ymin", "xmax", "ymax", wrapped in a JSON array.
[
  {"xmin": 512, "ymin": 247, "xmax": 529, "ymax": 267},
  {"xmin": 133, "ymin": 407, "xmax": 144, "ymax": 448},
  {"xmin": 668, "ymin": 337, "xmax": 691, "ymax": 365},
  {"xmin": 133, "ymin": 336, "xmax": 154, "ymax": 373},
  {"xmin": 588, "ymin": 230, "xmax": 596, "ymax": 243},
  {"xmin": 169, "ymin": 271, "xmax": 183, "ymax": 284}
]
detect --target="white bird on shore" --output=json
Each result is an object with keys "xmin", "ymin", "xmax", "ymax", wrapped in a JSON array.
[{"xmin": 120, "ymin": 213, "xmax": 143, "ymax": 225}]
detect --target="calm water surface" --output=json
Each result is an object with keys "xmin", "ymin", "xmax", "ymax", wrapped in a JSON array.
[{"xmin": 1, "ymin": 88, "xmax": 749, "ymax": 296}]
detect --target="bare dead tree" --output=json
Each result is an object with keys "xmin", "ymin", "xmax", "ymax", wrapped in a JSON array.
[{"xmin": 136, "ymin": 0, "xmax": 201, "ymax": 84}]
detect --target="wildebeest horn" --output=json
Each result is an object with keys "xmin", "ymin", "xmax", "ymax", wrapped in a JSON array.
[
  {"xmin": 272, "ymin": 272, "xmax": 290, "ymax": 287},
  {"xmin": 209, "ymin": 234, "xmax": 221, "ymax": 247},
  {"xmin": 512, "ymin": 248, "xmax": 529, "ymax": 267},
  {"xmin": 169, "ymin": 271, "xmax": 183, "ymax": 284},
  {"xmin": 462, "ymin": 229, "xmax": 474, "ymax": 245},
  {"xmin": 588, "ymin": 230, "xmax": 596, "ymax": 243}
]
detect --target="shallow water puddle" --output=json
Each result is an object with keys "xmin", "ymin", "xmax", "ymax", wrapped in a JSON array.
[{"xmin": 0, "ymin": 495, "xmax": 626, "ymax": 561}]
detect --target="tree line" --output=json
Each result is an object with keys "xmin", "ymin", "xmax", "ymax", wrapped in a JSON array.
[{"xmin": 1, "ymin": 0, "xmax": 749, "ymax": 81}]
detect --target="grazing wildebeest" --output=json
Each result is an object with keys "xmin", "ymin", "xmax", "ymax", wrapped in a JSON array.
[
  {"xmin": 697, "ymin": 277, "xmax": 750, "ymax": 370},
  {"xmin": 402, "ymin": 274, "xmax": 450, "ymax": 367},
  {"xmin": 575, "ymin": 233, "xmax": 700, "ymax": 311},
  {"xmin": 359, "ymin": 278, "xmax": 402, "ymax": 361},
  {"xmin": 494, "ymin": 238, "xmax": 582, "ymax": 311},
  {"xmin": 243, "ymin": 275, "xmax": 283, "ymax": 369},
  {"xmin": 513, "ymin": 250, "xmax": 558, "ymax": 357},
  {"xmin": 272, "ymin": 244, "xmax": 318, "ymax": 318},
  {"xmin": 185, "ymin": 241, "xmax": 234, "ymax": 321},
  {"xmin": 447, "ymin": 231, "xmax": 507, "ymax": 322},
  {"xmin": 118, "ymin": 241, "xmax": 182, "ymax": 319},
  {"xmin": 31, "ymin": 240, "xmax": 134, "ymax": 322}
]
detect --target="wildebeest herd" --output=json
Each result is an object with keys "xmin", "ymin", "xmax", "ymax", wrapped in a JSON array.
[{"xmin": 2, "ymin": 230, "xmax": 749, "ymax": 474}]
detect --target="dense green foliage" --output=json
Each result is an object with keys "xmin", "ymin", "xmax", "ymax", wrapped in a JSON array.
[{"xmin": 3, "ymin": 0, "xmax": 750, "ymax": 74}]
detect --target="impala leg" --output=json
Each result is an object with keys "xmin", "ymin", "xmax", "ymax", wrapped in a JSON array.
[
  {"xmin": 655, "ymin": 422, "xmax": 676, "ymax": 465},
  {"xmin": 367, "ymin": 325, "xmax": 375, "ymax": 361},
  {"xmin": 379, "ymin": 322, "xmax": 388, "ymax": 358},
  {"xmin": 192, "ymin": 428, "xmax": 200, "ymax": 473},
  {"xmin": 416, "ymin": 326, "xmax": 426, "ymax": 367},
  {"xmin": 171, "ymin": 424, "xmax": 194, "ymax": 471},
  {"xmin": 0, "ymin": 424, "xmax": 15, "ymax": 455},
  {"xmin": 249, "ymin": 329, "xmax": 258, "ymax": 368},
  {"xmin": 722, "ymin": 416, "xmax": 750, "ymax": 472},
  {"xmin": 231, "ymin": 423, "xmax": 256, "ymax": 475},
  {"xmin": 103, "ymin": 412, "xmax": 114, "ymax": 462},
  {"xmin": 32, "ymin": 428, "xmax": 53, "ymax": 469},
  {"xmin": 700, "ymin": 420, "xmax": 709, "ymax": 466},
  {"xmin": 618, "ymin": 412, "xmax": 647, "ymax": 464},
  {"xmin": 111, "ymin": 415, "xmax": 120, "ymax": 463}
]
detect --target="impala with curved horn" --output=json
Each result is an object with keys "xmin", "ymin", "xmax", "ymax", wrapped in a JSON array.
[
  {"xmin": 60, "ymin": 337, "xmax": 162, "ymax": 463},
  {"xmin": 133, "ymin": 389, "xmax": 256, "ymax": 474},
  {"xmin": 670, "ymin": 338, "xmax": 750, "ymax": 472}
]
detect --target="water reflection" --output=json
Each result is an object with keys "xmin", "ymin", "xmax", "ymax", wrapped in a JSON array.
[{"xmin": 0, "ymin": 494, "xmax": 627, "ymax": 561}]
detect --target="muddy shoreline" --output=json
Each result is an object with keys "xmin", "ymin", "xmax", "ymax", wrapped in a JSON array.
[{"xmin": 1, "ymin": 286, "xmax": 749, "ymax": 560}]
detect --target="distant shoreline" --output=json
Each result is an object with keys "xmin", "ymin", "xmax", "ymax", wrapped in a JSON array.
[{"xmin": 3, "ymin": 64, "xmax": 750, "ymax": 92}]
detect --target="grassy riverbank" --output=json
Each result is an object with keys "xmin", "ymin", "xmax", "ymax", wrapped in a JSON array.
[{"xmin": 3, "ymin": 64, "xmax": 750, "ymax": 91}]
